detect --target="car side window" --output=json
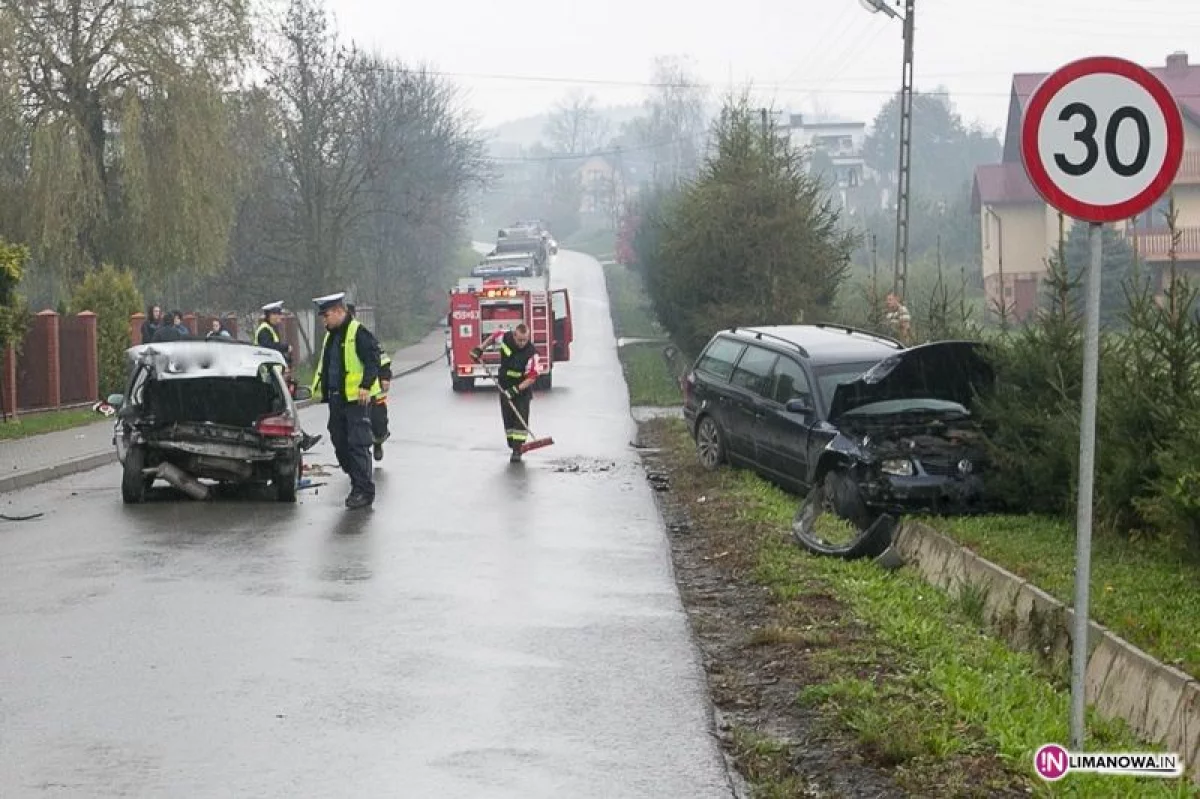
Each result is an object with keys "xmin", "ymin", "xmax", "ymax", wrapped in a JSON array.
[
  {"xmin": 729, "ymin": 345, "xmax": 778, "ymax": 397},
  {"xmin": 695, "ymin": 338, "xmax": 746, "ymax": 382},
  {"xmin": 770, "ymin": 357, "xmax": 813, "ymax": 405}
]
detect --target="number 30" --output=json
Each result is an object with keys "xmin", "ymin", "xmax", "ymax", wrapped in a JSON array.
[{"xmin": 1054, "ymin": 102, "xmax": 1151, "ymax": 178}]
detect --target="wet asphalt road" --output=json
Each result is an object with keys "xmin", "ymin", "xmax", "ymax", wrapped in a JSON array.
[{"xmin": 0, "ymin": 251, "xmax": 733, "ymax": 798}]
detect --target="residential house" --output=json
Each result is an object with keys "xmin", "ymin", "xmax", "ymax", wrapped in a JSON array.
[
  {"xmin": 776, "ymin": 113, "xmax": 872, "ymax": 213},
  {"xmin": 972, "ymin": 51, "xmax": 1200, "ymax": 320},
  {"xmin": 576, "ymin": 154, "xmax": 630, "ymax": 226}
]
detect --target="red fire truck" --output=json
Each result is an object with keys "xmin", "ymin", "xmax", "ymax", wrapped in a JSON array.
[{"xmin": 447, "ymin": 276, "xmax": 573, "ymax": 392}]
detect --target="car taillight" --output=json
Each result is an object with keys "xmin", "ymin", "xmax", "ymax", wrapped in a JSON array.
[
  {"xmin": 256, "ymin": 413, "xmax": 296, "ymax": 437},
  {"xmin": 683, "ymin": 372, "xmax": 695, "ymax": 402}
]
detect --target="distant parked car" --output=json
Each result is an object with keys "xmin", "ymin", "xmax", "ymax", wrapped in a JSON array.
[
  {"xmin": 108, "ymin": 339, "xmax": 310, "ymax": 504},
  {"xmin": 682, "ymin": 324, "xmax": 993, "ymax": 559}
]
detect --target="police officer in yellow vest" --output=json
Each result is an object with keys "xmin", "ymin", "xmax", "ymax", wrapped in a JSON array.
[
  {"xmin": 258, "ymin": 301, "xmax": 321, "ymax": 452},
  {"xmin": 311, "ymin": 292, "xmax": 383, "ymax": 510}
]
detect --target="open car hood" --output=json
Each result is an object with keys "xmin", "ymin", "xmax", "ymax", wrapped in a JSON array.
[
  {"xmin": 827, "ymin": 341, "xmax": 994, "ymax": 421},
  {"xmin": 127, "ymin": 340, "xmax": 286, "ymax": 380}
]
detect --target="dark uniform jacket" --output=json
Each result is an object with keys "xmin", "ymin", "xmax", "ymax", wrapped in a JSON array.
[
  {"xmin": 495, "ymin": 331, "xmax": 540, "ymax": 390},
  {"xmin": 319, "ymin": 318, "xmax": 382, "ymax": 403}
]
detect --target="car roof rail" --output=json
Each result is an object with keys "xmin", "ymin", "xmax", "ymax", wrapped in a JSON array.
[
  {"xmin": 728, "ymin": 327, "xmax": 810, "ymax": 359},
  {"xmin": 811, "ymin": 322, "xmax": 904, "ymax": 349}
]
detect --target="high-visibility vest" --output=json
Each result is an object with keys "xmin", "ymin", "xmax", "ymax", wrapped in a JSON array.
[
  {"xmin": 256, "ymin": 321, "xmax": 280, "ymax": 344},
  {"xmin": 311, "ymin": 319, "xmax": 383, "ymax": 401}
]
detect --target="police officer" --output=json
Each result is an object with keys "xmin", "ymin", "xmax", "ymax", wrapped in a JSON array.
[
  {"xmin": 311, "ymin": 292, "xmax": 382, "ymax": 509},
  {"xmin": 470, "ymin": 322, "xmax": 540, "ymax": 462},
  {"xmin": 257, "ymin": 301, "xmax": 321, "ymax": 452}
]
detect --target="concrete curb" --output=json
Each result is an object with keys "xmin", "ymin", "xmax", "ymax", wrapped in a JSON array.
[
  {"xmin": 0, "ymin": 350, "xmax": 445, "ymax": 496},
  {"xmin": 886, "ymin": 521, "xmax": 1200, "ymax": 781}
]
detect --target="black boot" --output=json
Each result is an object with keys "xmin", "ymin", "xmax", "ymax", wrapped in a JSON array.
[
  {"xmin": 509, "ymin": 445, "xmax": 522, "ymax": 463},
  {"xmin": 373, "ymin": 431, "xmax": 390, "ymax": 462},
  {"xmin": 300, "ymin": 432, "xmax": 322, "ymax": 451},
  {"xmin": 345, "ymin": 491, "xmax": 374, "ymax": 510}
]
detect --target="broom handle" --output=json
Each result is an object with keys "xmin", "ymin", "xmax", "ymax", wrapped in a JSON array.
[{"xmin": 482, "ymin": 365, "xmax": 537, "ymax": 435}]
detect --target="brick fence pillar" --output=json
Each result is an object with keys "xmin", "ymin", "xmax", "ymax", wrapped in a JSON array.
[
  {"xmin": 1, "ymin": 346, "xmax": 15, "ymax": 417},
  {"xmin": 184, "ymin": 313, "xmax": 198, "ymax": 336},
  {"xmin": 78, "ymin": 312, "xmax": 99, "ymax": 401},
  {"xmin": 130, "ymin": 312, "xmax": 145, "ymax": 346},
  {"xmin": 36, "ymin": 310, "xmax": 61, "ymax": 409}
]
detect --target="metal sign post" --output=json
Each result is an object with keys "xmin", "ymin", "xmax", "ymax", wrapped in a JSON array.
[{"xmin": 1020, "ymin": 56, "xmax": 1183, "ymax": 751}]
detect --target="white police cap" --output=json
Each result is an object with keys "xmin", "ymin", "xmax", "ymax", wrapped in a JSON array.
[
  {"xmin": 261, "ymin": 300, "xmax": 285, "ymax": 313},
  {"xmin": 312, "ymin": 292, "xmax": 346, "ymax": 313}
]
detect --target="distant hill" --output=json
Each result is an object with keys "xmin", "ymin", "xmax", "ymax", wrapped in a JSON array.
[{"xmin": 482, "ymin": 104, "xmax": 648, "ymax": 152}]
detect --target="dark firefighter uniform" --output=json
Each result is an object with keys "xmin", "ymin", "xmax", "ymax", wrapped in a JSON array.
[
  {"xmin": 371, "ymin": 350, "xmax": 392, "ymax": 461},
  {"xmin": 472, "ymin": 328, "xmax": 540, "ymax": 461},
  {"xmin": 311, "ymin": 292, "xmax": 382, "ymax": 509}
]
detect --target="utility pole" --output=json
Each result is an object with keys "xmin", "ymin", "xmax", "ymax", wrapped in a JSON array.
[
  {"xmin": 893, "ymin": 0, "xmax": 916, "ymax": 301},
  {"xmin": 859, "ymin": 0, "xmax": 916, "ymax": 301}
]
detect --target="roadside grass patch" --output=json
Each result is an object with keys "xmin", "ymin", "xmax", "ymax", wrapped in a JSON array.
[
  {"xmin": 602, "ymin": 261, "xmax": 681, "ymax": 408},
  {"xmin": 929, "ymin": 514, "xmax": 1200, "ymax": 680},
  {"xmin": 563, "ymin": 226, "xmax": 615, "ymax": 259},
  {"xmin": 646, "ymin": 417, "xmax": 1195, "ymax": 797},
  {"xmin": 0, "ymin": 407, "xmax": 102, "ymax": 440}
]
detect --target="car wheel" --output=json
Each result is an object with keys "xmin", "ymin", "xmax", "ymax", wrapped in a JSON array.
[
  {"xmin": 452, "ymin": 375, "xmax": 474, "ymax": 392},
  {"xmin": 534, "ymin": 373, "xmax": 552, "ymax": 391},
  {"xmin": 274, "ymin": 457, "xmax": 299, "ymax": 503},
  {"xmin": 121, "ymin": 445, "xmax": 149, "ymax": 504},
  {"xmin": 695, "ymin": 415, "xmax": 726, "ymax": 471},
  {"xmin": 791, "ymin": 468, "xmax": 894, "ymax": 559}
]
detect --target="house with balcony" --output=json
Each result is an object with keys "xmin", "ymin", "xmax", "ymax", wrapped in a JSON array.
[
  {"xmin": 972, "ymin": 51, "xmax": 1200, "ymax": 320},
  {"xmin": 775, "ymin": 112, "xmax": 872, "ymax": 213}
]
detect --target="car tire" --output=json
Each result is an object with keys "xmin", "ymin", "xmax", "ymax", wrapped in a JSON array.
[
  {"xmin": 121, "ymin": 445, "xmax": 149, "ymax": 504},
  {"xmin": 452, "ymin": 375, "xmax": 474, "ymax": 392},
  {"xmin": 791, "ymin": 468, "xmax": 894, "ymax": 559},
  {"xmin": 534, "ymin": 373, "xmax": 552, "ymax": 391},
  {"xmin": 274, "ymin": 458, "xmax": 299, "ymax": 503},
  {"xmin": 695, "ymin": 415, "xmax": 726, "ymax": 471}
]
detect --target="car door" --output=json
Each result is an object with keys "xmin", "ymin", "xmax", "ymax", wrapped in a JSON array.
[
  {"xmin": 756, "ymin": 355, "xmax": 817, "ymax": 491},
  {"xmin": 688, "ymin": 336, "xmax": 746, "ymax": 450},
  {"xmin": 724, "ymin": 344, "xmax": 779, "ymax": 463}
]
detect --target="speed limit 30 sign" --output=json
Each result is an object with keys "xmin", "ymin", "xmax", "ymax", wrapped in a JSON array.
[{"xmin": 1021, "ymin": 56, "xmax": 1184, "ymax": 222}]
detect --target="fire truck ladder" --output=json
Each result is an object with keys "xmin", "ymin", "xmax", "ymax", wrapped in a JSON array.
[{"xmin": 530, "ymin": 300, "xmax": 551, "ymax": 365}]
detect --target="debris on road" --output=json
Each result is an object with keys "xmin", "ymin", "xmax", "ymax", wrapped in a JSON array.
[
  {"xmin": 550, "ymin": 457, "xmax": 615, "ymax": 474},
  {"xmin": 0, "ymin": 512, "xmax": 44, "ymax": 521}
]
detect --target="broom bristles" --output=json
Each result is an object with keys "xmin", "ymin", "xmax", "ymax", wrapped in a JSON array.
[{"xmin": 520, "ymin": 436, "xmax": 554, "ymax": 453}]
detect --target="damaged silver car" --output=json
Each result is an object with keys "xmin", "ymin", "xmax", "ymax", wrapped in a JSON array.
[{"xmin": 108, "ymin": 339, "xmax": 311, "ymax": 504}]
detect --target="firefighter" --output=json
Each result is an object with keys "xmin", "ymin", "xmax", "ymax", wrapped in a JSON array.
[
  {"xmin": 346, "ymin": 303, "xmax": 391, "ymax": 461},
  {"xmin": 470, "ymin": 322, "xmax": 540, "ymax": 462},
  {"xmin": 311, "ymin": 292, "xmax": 383, "ymax": 509},
  {"xmin": 258, "ymin": 301, "xmax": 321, "ymax": 451},
  {"xmin": 369, "ymin": 349, "xmax": 392, "ymax": 461}
]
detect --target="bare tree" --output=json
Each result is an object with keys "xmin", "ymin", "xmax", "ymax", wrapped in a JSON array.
[{"xmin": 543, "ymin": 90, "xmax": 609, "ymax": 156}]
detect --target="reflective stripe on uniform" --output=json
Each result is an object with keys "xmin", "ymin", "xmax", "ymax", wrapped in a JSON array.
[{"xmin": 311, "ymin": 319, "xmax": 383, "ymax": 401}]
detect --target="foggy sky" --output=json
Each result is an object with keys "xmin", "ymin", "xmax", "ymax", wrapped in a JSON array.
[{"xmin": 324, "ymin": 0, "xmax": 1198, "ymax": 135}]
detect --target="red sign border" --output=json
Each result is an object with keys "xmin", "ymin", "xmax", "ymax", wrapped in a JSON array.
[{"xmin": 1020, "ymin": 55, "xmax": 1185, "ymax": 223}]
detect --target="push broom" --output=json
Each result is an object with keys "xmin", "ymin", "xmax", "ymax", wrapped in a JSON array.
[{"xmin": 472, "ymin": 353, "xmax": 554, "ymax": 454}]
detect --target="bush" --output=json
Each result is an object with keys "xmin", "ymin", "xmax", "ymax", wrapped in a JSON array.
[
  {"xmin": 0, "ymin": 238, "xmax": 31, "ymax": 353},
  {"xmin": 636, "ymin": 95, "xmax": 857, "ymax": 355},
  {"xmin": 69, "ymin": 265, "xmax": 144, "ymax": 397},
  {"xmin": 979, "ymin": 199, "xmax": 1200, "ymax": 545}
]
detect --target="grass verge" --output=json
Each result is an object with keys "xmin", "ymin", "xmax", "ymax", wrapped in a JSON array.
[
  {"xmin": 563, "ymin": 226, "xmax": 615, "ymax": 259},
  {"xmin": 0, "ymin": 407, "xmax": 103, "ymax": 441},
  {"xmin": 927, "ymin": 514, "xmax": 1200, "ymax": 680},
  {"xmin": 601, "ymin": 260, "xmax": 681, "ymax": 407},
  {"xmin": 642, "ymin": 416, "xmax": 1194, "ymax": 798}
]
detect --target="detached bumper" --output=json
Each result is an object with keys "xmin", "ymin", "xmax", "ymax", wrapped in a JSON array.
[{"xmin": 860, "ymin": 473, "xmax": 987, "ymax": 515}]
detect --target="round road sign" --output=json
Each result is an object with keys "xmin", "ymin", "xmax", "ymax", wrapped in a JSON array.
[{"xmin": 1020, "ymin": 56, "xmax": 1184, "ymax": 223}]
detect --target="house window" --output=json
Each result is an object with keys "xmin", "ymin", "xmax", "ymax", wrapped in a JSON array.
[
  {"xmin": 1132, "ymin": 195, "xmax": 1172, "ymax": 231},
  {"xmin": 984, "ymin": 214, "xmax": 991, "ymax": 249}
]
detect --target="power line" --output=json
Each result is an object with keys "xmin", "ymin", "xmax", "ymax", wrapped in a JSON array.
[{"xmin": 485, "ymin": 134, "xmax": 706, "ymax": 163}]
